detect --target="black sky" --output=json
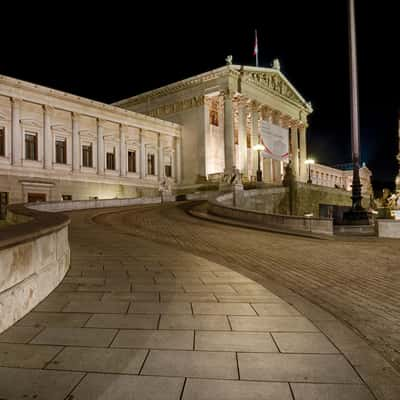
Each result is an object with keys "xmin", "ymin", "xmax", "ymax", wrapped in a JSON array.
[{"xmin": 1, "ymin": 1, "xmax": 398, "ymax": 190}]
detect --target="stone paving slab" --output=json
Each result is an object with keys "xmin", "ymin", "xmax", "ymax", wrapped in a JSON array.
[
  {"xmin": 290, "ymin": 383, "xmax": 375, "ymax": 400},
  {"xmin": 0, "ymin": 326, "xmax": 43, "ymax": 343},
  {"xmin": 0, "ymin": 343, "xmax": 62, "ymax": 368},
  {"xmin": 0, "ymin": 367, "xmax": 84, "ymax": 400},
  {"xmin": 272, "ymin": 332, "xmax": 339, "ymax": 353},
  {"xmin": 16, "ymin": 312, "xmax": 91, "ymax": 328},
  {"xmin": 183, "ymin": 379, "xmax": 292, "ymax": 400},
  {"xmin": 62, "ymin": 300, "xmax": 130, "ymax": 313},
  {"xmin": 102, "ymin": 291, "xmax": 159, "ymax": 302},
  {"xmin": 159, "ymin": 315, "xmax": 230, "ymax": 330},
  {"xmin": 192, "ymin": 302, "xmax": 256, "ymax": 316},
  {"xmin": 229, "ymin": 316, "xmax": 319, "ymax": 332},
  {"xmin": 252, "ymin": 303, "xmax": 301, "ymax": 316},
  {"xmin": 141, "ymin": 349, "xmax": 238, "ymax": 379},
  {"xmin": 71, "ymin": 373, "xmax": 184, "ymax": 400},
  {"xmin": 46, "ymin": 346, "xmax": 148, "ymax": 374},
  {"xmin": 195, "ymin": 331, "xmax": 277, "ymax": 352},
  {"xmin": 128, "ymin": 302, "xmax": 192, "ymax": 314},
  {"xmin": 183, "ymin": 284, "xmax": 237, "ymax": 294},
  {"xmin": 238, "ymin": 353, "xmax": 362, "ymax": 383},
  {"xmin": 112, "ymin": 329, "xmax": 194, "ymax": 350},
  {"xmin": 216, "ymin": 294, "xmax": 284, "ymax": 303},
  {"xmin": 31, "ymin": 327, "xmax": 117, "ymax": 347},
  {"xmin": 86, "ymin": 313, "xmax": 159, "ymax": 329},
  {"xmin": 161, "ymin": 293, "xmax": 217, "ymax": 303}
]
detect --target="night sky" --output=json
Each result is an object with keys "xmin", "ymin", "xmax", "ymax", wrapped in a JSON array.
[{"xmin": 1, "ymin": 1, "xmax": 398, "ymax": 192}]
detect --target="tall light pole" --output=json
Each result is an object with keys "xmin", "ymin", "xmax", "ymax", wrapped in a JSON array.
[
  {"xmin": 305, "ymin": 159, "xmax": 315, "ymax": 184},
  {"xmin": 253, "ymin": 144, "xmax": 264, "ymax": 182},
  {"xmin": 343, "ymin": 0, "xmax": 369, "ymax": 224}
]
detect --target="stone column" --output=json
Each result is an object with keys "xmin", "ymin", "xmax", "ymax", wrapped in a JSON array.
[
  {"xmin": 291, "ymin": 122, "xmax": 299, "ymax": 179},
  {"xmin": 250, "ymin": 103, "xmax": 260, "ymax": 179},
  {"xmin": 299, "ymin": 124, "xmax": 307, "ymax": 182},
  {"xmin": 396, "ymin": 118, "xmax": 400, "ymax": 192},
  {"xmin": 139, "ymin": 129, "xmax": 145, "ymax": 179},
  {"xmin": 119, "ymin": 124, "xmax": 127, "ymax": 177},
  {"xmin": 43, "ymin": 105, "xmax": 53, "ymax": 169},
  {"xmin": 158, "ymin": 133, "xmax": 163, "ymax": 181},
  {"xmin": 203, "ymin": 97, "xmax": 210, "ymax": 177},
  {"xmin": 72, "ymin": 112, "xmax": 80, "ymax": 172},
  {"xmin": 175, "ymin": 136, "xmax": 182, "ymax": 183},
  {"xmin": 11, "ymin": 98, "xmax": 22, "ymax": 166},
  {"xmin": 223, "ymin": 92, "xmax": 235, "ymax": 172},
  {"xmin": 97, "ymin": 119, "xmax": 104, "ymax": 175},
  {"xmin": 238, "ymin": 101, "xmax": 248, "ymax": 176}
]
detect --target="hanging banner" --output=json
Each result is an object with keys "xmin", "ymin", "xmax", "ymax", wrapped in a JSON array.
[{"xmin": 260, "ymin": 120, "xmax": 289, "ymax": 161}]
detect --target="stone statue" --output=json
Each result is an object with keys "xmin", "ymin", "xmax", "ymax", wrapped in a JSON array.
[
  {"xmin": 282, "ymin": 161, "xmax": 295, "ymax": 187},
  {"xmin": 272, "ymin": 58, "xmax": 281, "ymax": 71},
  {"xmin": 225, "ymin": 55, "xmax": 233, "ymax": 65}
]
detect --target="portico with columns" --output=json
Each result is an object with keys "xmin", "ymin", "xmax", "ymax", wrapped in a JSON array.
[{"xmin": 115, "ymin": 64, "xmax": 313, "ymax": 186}]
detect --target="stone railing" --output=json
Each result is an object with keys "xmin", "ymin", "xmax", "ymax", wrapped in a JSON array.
[
  {"xmin": 0, "ymin": 204, "xmax": 70, "ymax": 333},
  {"xmin": 208, "ymin": 191, "xmax": 333, "ymax": 235}
]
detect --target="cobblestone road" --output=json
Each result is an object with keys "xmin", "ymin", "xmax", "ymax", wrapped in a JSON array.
[{"xmin": 95, "ymin": 202, "xmax": 400, "ymax": 376}]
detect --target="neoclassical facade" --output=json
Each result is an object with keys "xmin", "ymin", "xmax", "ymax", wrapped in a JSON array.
[
  {"xmin": 114, "ymin": 64, "xmax": 313, "ymax": 186},
  {"xmin": 310, "ymin": 162, "xmax": 372, "ymax": 195},
  {"xmin": 0, "ymin": 75, "xmax": 181, "ymax": 207}
]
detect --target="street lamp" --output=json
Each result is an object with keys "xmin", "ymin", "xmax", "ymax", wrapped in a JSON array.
[
  {"xmin": 253, "ymin": 143, "xmax": 264, "ymax": 182},
  {"xmin": 304, "ymin": 159, "xmax": 315, "ymax": 184}
]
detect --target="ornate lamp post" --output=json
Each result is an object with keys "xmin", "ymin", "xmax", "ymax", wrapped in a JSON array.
[
  {"xmin": 253, "ymin": 143, "xmax": 264, "ymax": 182},
  {"xmin": 343, "ymin": 0, "xmax": 369, "ymax": 224},
  {"xmin": 304, "ymin": 159, "xmax": 315, "ymax": 184}
]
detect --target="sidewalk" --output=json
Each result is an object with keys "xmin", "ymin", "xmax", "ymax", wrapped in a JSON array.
[{"xmin": 0, "ymin": 207, "xmax": 382, "ymax": 399}]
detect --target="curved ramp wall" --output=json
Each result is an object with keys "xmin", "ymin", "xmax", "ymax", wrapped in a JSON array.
[
  {"xmin": 0, "ymin": 204, "xmax": 70, "ymax": 333},
  {"xmin": 208, "ymin": 191, "xmax": 333, "ymax": 235}
]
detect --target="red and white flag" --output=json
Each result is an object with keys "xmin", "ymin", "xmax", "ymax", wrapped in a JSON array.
[
  {"xmin": 253, "ymin": 29, "xmax": 259, "ymax": 67},
  {"xmin": 253, "ymin": 29, "xmax": 258, "ymax": 56}
]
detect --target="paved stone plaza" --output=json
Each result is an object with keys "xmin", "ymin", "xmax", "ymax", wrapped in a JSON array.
[{"xmin": 0, "ymin": 203, "xmax": 399, "ymax": 399}]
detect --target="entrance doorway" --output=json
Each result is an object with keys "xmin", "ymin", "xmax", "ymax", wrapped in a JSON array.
[
  {"xmin": 0, "ymin": 192, "xmax": 8, "ymax": 219},
  {"xmin": 27, "ymin": 193, "xmax": 47, "ymax": 203}
]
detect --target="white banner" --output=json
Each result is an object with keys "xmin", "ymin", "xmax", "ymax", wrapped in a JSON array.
[{"xmin": 260, "ymin": 120, "xmax": 289, "ymax": 161}]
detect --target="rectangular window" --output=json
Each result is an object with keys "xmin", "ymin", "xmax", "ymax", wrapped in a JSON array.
[
  {"xmin": 25, "ymin": 132, "xmax": 38, "ymax": 160},
  {"xmin": 128, "ymin": 150, "xmax": 136, "ymax": 173},
  {"xmin": 165, "ymin": 165, "xmax": 172, "ymax": 177},
  {"xmin": 82, "ymin": 144, "xmax": 93, "ymax": 168},
  {"xmin": 62, "ymin": 194, "xmax": 72, "ymax": 201},
  {"xmin": 106, "ymin": 149, "xmax": 115, "ymax": 170},
  {"xmin": 147, "ymin": 153, "xmax": 155, "ymax": 175},
  {"xmin": 55, "ymin": 139, "xmax": 67, "ymax": 164},
  {"xmin": 0, "ymin": 127, "xmax": 5, "ymax": 157},
  {"xmin": 0, "ymin": 192, "xmax": 8, "ymax": 219}
]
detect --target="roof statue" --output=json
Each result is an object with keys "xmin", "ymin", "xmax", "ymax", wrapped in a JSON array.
[
  {"xmin": 272, "ymin": 58, "xmax": 281, "ymax": 71},
  {"xmin": 225, "ymin": 55, "xmax": 233, "ymax": 65}
]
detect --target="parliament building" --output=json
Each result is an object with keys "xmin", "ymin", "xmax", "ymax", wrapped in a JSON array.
[{"xmin": 0, "ymin": 63, "xmax": 371, "ymax": 214}]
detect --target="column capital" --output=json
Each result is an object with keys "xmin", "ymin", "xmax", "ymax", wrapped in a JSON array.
[
  {"xmin": 11, "ymin": 97, "xmax": 22, "ymax": 105},
  {"xmin": 72, "ymin": 112, "xmax": 80, "ymax": 122},
  {"xmin": 97, "ymin": 118, "xmax": 106, "ymax": 128}
]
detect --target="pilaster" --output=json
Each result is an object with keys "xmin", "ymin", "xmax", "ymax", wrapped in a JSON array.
[
  {"xmin": 120, "ymin": 124, "xmax": 127, "ymax": 177},
  {"xmin": 175, "ymin": 136, "xmax": 182, "ymax": 183},
  {"xmin": 43, "ymin": 105, "xmax": 53, "ymax": 170},
  {"xmin": 11, "ymin": 97, "xmax": 22, "ymax": 166},
  {"xmin": 72, "ymin": 112, "xmax": 80, "ymax": 172},
  {"xmin": 139, "ymin": 129, "xmax": 145, "ymax": 179},
  {"xmin": 97, "ymin": 119, "xmax": 104, "ymax": 175}
]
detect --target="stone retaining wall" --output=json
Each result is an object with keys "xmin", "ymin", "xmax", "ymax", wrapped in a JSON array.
[
  {"xmin": 0, "ymin": 204, "xmax": 70, "ymax": 333},
  {"xmin": 209, "ymin": 191, "xmax": 333, "ymax": 235}
]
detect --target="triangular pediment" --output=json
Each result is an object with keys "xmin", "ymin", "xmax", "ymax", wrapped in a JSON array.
[{"xmin": 234, "ymin": 66, "xmax": 312, "ymax": 112}]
